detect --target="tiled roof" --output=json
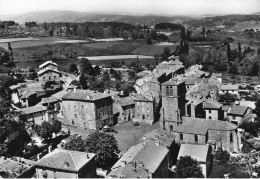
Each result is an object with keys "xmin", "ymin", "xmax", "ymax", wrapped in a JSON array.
[
  {"xmin": 162, "ymin": 78, "xmax": 184, "ymax": 86},
  {"xmin": 38, "ymin": 67, "xmax": 61, "ymax": 76},
  {"xmin": 228, "ymin": 105, "xmax": 249, "ymax": 116},
  {"xmin": 240, "ymin": 101, "xmax": 256, "ymax": 110},
  {"xmin": 110, "ymin": 140, "xmax": 169, "ymax": 176},
  {"xmin": 62, "ymin": 90, "xmax": 111, "ymax": 101},
  {"xmin": 41, "ymin": 96, "xmax": 59, "ymax": 104},
  {"xmin": 222, "ymin": 105, "xmax": 231, "ymax": 111},
  {"xmin": 174, "ymin": 117, "xmax": 237, "ymax": 135},
  {"xmin": 178, "ymin": 144, "xmax": 209, "ymax": 163},
  {"xmin": 36, "ymin": 148, "xmax": 96, "ymax": 172},
  {"xmin": 116, "ymin": 97, "xmax": 135, "ymax": 107},
  {"xmin": 16, "ymin": 105, "xmax": 47, "ymax": 115},
  {"xmin": 220, "ymin": 84, "xmax": 238, "ymax": 91},
  {"xmin": 130, "ymin": 93, "xmax": 152, "ymax": 102},
  {"xmin": 187, "ymin": 97, "xmax": 204, "ymax": 106},
  {"xmin": 51, "ymin": 90, "xmax": 69, "ymax": 100},
  {"xmin": 21, "ymin": 90, "xmax": 37, "ymax": 99},
  {"xmin": 204, "ymin": 100, "xmax": 222, "ymax": 109},
  {"xmin": 39, "ymin": 60, "xmax": 57, "ymax": 68}
]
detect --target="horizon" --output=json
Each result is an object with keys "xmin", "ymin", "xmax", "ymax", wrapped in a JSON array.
[{"xmin": 0, "ymin": 0, "xmax": 260, "ymax": 16}]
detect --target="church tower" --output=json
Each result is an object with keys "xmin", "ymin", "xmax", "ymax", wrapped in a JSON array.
[{"xmin": 160, "ymin": 79, "xmax": 186, "ymax": 132}]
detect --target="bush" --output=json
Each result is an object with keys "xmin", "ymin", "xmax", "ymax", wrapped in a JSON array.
[{"xmin": 214, "ymin": 148, "xmax": 230, "ymax": 164}]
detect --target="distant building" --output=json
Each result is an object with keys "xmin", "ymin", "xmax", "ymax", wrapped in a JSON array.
[
  {"xmin": 35, "ymin": 149, "xmax": 96, "ymax": 178},
  {"xmin": 130, "ymin": 93, "xmax": 155, "ymax": 124},
  {"xmin": 107, "ymin": 140, "xmax": 169, "ymax": 178},
  {"xmin": 220, "ymin": 84, "xmax": 239, "ymax": 96},
  {"xmin": 227, "ymin": 105, "xmax": 253, "ymax": 125},
  {"xmin": 113, "ymin": 97, "xmax": 135, "ymax": 124},
  {"xmin": 39, "ymin": 60, "xmax": 58, "ymax": 70},
  {"xmin": 61, "ymin": 90, "xmax": 113, "ymax": 129},
  {"xmin": 177, "ymin": 144, "xmax": 212, "ymax": 177},
  {"xmin": 19, "ymin": 90, "xmax": 38, "ymax": 108},
  {"xmin": 185, "ymin": 97, "xmax": 205, "ymax": 118},
  {"xmin": 38, "ymin": 60, "xmax": 61, "ymax": 83}
]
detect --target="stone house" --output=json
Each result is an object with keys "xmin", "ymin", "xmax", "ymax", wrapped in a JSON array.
[
  {"xmin": 177, "ymin": 144, "xmax": 212, "ymax": 177},
  {"xmin": 38, "ymin": 68, "xmax": 61, "ymax": 82},
  {"xmin": 203, "ymin": 99, "xmax": 223, "ymax": 120},
  {"xmin": 36, "ymin": 149, "xmax": 96, "ymax": 178},
  {"xmin": 15, "ymin": 106, "xmax": 54, "ymax": 125},
  {"xmin": 61, "ymin": 90, "xmax": 113, "ymax": 129},
  {"xmin": 185, "ymin": 97, "xmax": 205, "ymax": 118},
  {"xmin": 107, "ymin": 140, "xmax": 169, "ymax": 178},
  {"xmin": 19, "ymin": 90, "xmax": 38, "ymax": 108},
  {"xmin": 130, "ymin": 93, "xmax": 155, "ymax": 124},
  {"xmin": 113, "ymin": 97, "xmax": 135, "ymax": 124},
  {"xmin": 227, "ymin": 105, "xmax": 252, "ymax": 125}
]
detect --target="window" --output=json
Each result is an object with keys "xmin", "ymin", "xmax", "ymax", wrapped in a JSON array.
[
  {"xmin": 143, "ymin": 115, "xmax": 145, "ymax": 120},
  {"xmin": 195, "ymin": 134, "xmax": 198, "ymax": 142},
  {"xmin": 209, "ymin": 110, "xmax": 211, "ymax": 113},
  {"xmin": 49, "ymin": 77, "xmax": 51, "ymax": 80},
  {"xmin": 61, "ymin": 111, "xmax": 63, "ymax": 116},
  {"xmin": 72, "ymin": 120, "xmax": 74, "ymax": 125},
  {"xmin": 147, "ymin": 108, "xmax": 150, "ymax": 112},
  {"xmin": 180, "ymin": 133, "xmax": 183, "ymax": 140},
  {"xmin": 146, "ymin": 102, "xmax": 149, "ymax": 106},
  {"xmin": 187, "ymin": 86, "xmax": 190, "ymax": 89},
  {"xmin": 209, "ymin": 116, "xmax": 212, "ymax": 119},
  {"xmin": 170, "ymin": 125, "xmax": 173, "ymax": 132},
  {"xmin": 166, "ymin": 86, "xmax": 173, "ymax": 96},
  {"xmin": 74, "ymin": 114, "xmax": 77, "ymax": 118},
  {"xmin": 147, "ymin": 115, "xmax": 150, "ymax": 119},
  {"xmin": 43, "ymin": 77, "xmax": 45, "ymax": 80},
  {"xmin": 230, "ymin": 132, "xmax": 233, "ymax": 142},
  {"xmin": 233, "ymin": 116, "xmax": 236, "ymax": 120},
  {"xmin": 68, "ymin": 105, "xmax": 70, "ymax": 109},
  {"xmin": 82, "ymin": 105, "xmax": 84, "ymax": 109}
]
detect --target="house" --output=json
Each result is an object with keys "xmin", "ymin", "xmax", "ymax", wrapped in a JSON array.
[
  {"xmin": 222, "ymin": 105, "xmax": 231, "ymax": 118},
  {"xmin": 113, "ymin": 97, "xmax": 135, "ymax": 124},
  {"xmin": 39, "ymin": 60, "xmax": 58, "ymax": 70},
  {"xmin": 130, "ymin": 93, "xmax": 155, "ymax": 124},
  {"xmin": 61, "ymin": 90, "xmax": 113, "ymax": 129},
  {"xmin": 19, "ymin": 90, "xmax": 38, "ymax": 108},
  {"xmin": 220, "ymin": 84, "xmax": 239, "ymax": 96},
  {"xmin": 227, "ymin": 105, "xmax": 252, "ymax": 125},
  {"xmin": 35, "ymin": 149, "xmax": 96, "ymax": 178},
  {"xmin": 107, "ymin": 140, "xmax": 169, "ymax": 178},
  {"xmin": 203, "ymin": 99, "xmax": 223, "ymax": 120},
  {"xmin": 38, "ymin": 68, "xmax": 61, "ymax": 82},
  {"xmin": 39, "ymin": 96, "xmax": 60, "ymax": 111},
  {"xmin": 15, "ymin": 105, "xmax": 54, "ymax": 125},
  {"xmin": 185, "ymin": 97, "xmax": 205, "ymax": 118},
  {"xmin": 177, "ymin": 144, "xmax": 212, "ymax": 177}
]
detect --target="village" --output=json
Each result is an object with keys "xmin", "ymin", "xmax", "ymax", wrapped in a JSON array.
[{"xmin": 1, "ymin": 1, "xmax": 260, "ymax": 178}]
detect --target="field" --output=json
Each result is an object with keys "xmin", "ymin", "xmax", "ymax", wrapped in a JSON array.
[
  {"xmin": 5, "ymin": 38, "xmax": 149, "ymax": 70},
  {"xmin": 132, "ymin": 44, "xmax": 178, "ymax": 56}
]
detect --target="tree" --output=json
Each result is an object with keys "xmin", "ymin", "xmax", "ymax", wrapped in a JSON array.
[
  {"xmin": 146, "ymin": 37, "xmax": 152, "ymax": 45},
  {"xmin": 238, "ymin": 42, "xmax": 242, "ymax": 61},
  {"xmin": 128, "ymin": 70, "xmax": 136, "ymax": 81},
  {"xmin": 123, "ymin": 85, "xmax": 136, "ymax": 96},
  {"xmin": 176, "ymin": 156, "xmax": 204, "ymax": 178},
  {"xmin": 37, "ymin": 121, "xmax": 53, "ymax": 140},
  {"xmin": 44, "ymin": 22, "xmax": 47, "ymax": 33},
  {"xmin": 255, "ymin": 99, "xmax": 260, "ymax": 117},
  {"xmin": 102, "ymin": 71, "xmax": 110, "ymax": 83},
  {"xmin": 49, "ymin": 29, "xmax": 54, "ymax": 37},
  {"xmin": 79, "ymin": 74, "xmax": 95, "ymax": 90},
  {"xmin": 85, "ymin": 131, "xmax": 120, "ymax": 169},
  {"xmin": 93, "ymin": 65, "xmax": 101, "ymax": 76},
  {"xmin": 79, "ymin": 58, "xmax": 94, "ymax": 75},
  {"xmin": 70, "ymin": 80, "xmax": 81, "ymax": 87},
  {"xmin": 114, "ymin": 71, "xmax": 122, "ymax": 81},
  {"xmin": 215, "ymin": 62, "xmax": 228, "ymax": 72},
  {"xmin": 64, "ymin": 135, "xmax": 86, "ymax": 152},
  {"xmin": 249, "ymin": 61, "xmax": 259, "ymax": 76},
  {"xmin": 202, "ymin": 27, "xmax": 206, "ymax": 40},
  {"xmin": 69, "ymin": 63, "xmax": 78, "ymax": 73},
  {"xmin": 214, "ymin": 148, "xmax": 230, "ymax": 164},
  {"xmin": 228, "ymin": 64, "xmax": 238, "ymax": 75},
  {"xmin": 89, "ymin": 80, "xmax": 105, "ymax": 92},
  {"xmin": 154, "ymin": 54, "xmax": 160, "ymax": 65},
  {"xmin": 28, "ymin": 67, "xmax": 38, "ymax": 80},
  {"xmin": 227, "ymin": 43, "xmax": 232, "ymax": 62},
  {"xmin": 161, "ymin": 47, "xmax": 171, "ymax": 61},
  {"xmin": 52, "ymin": 120, "xmax": 62, "ymax": 135}
]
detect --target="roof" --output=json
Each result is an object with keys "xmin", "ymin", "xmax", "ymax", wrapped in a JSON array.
[
  {"xmin": 41, "ymin": 96, "xmax": 59, "ymax": 104},
  {"xmin": 228, "ymin": 105, "xmax": 249, "ymax": 116},
  {"xmin": 162, "ymin": 78, "xmax": 184, "ymax": 86},
  {"xmin": 220, "ymin": 84, "xmax": 239, "ymax": 91},
  {"xmin": 187, "ymin": 97, "xmax": 204, "ymax": 106},
  {"xmin": 39, "ymin": 60, "xmax": 57, "ymax": 69},
  {"xmin": 16, "ymin": 105, "xmax": 47, "ymax": 115},
  {"xmin": 38, "ymin": 67, "xmax": 61, "ymax": 76},
  {"xmin": 62, "ymin": 90, "xmax": 111, "ymax": 101},
  {"xmin": 130, "ymin": 93, "xmax": 152, "ymax": 102},
  {"xmin": 173, "ymin": 117, "xmax": 237, "ymax": 135},
  {"xmin": 116, "ymin": 97, "xmax": 135, "ymax": 107},
  {"xmin": 110, "ymin": 140, "xmax": 168, "ymax": 177},
  {"xmin": 178, "ymin": 144, "xmax": 209, "ymax": 163},
  {"xmin": 51, "ymin": 90, "xmax": 69, "ymax": 100},
  {"xmin": 222, "ymin": 105, "xmax": 231, "ymax": 111},
  {"xmin": 21, "ymin": 90, "xmax": 37, "ymax": 99},
  {"xmin": 239, "ymin": 101, "xmax": 256, "ymax": 110},
  {"xmin": 36, "ymin": 148, "xmax": 96, "ymax": 172},
  {"xmin": 204, "ymin": 100, "xmax": 222, "ymax": 109}
]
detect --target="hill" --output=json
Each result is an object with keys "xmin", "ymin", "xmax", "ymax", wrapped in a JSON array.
[{"xmin": 0, "ymin": 10, "xmax": 191, "ymax": 26}]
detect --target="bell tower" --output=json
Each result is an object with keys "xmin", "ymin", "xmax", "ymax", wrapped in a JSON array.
[{"xmin": 160, "ymin": 78, "xmax": 186, "ymax": 132}]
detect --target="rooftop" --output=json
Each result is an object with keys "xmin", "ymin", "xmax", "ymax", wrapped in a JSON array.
[
  {"xmin": 39, "ymin": 60, "xmax": 58, "ymax": 69},
  {"xmin": 130, "ymin": 93, "xmax": 152, "ymax": 102},
  {"xmin": 162, "ymin": 78, "xmax": 184, "ymax": 86},
  {"xmin": 21, "ymin": 90, "xmax": 37, "ymax": 99},
  {"xmin": 38, "ymin": 67, "xmax": 61, "ymax": 76},
  {"xmin": 62, "ymin": 90, "xmax": 111, "ymax": 101},
  {"xmin": 36, "ymin": 148, "xmax": 96, "ymax": 172},
  {"xmin": 228, "ymin": 105, "xmax": 249, "ymax": 116},
  {"xmin": 220, "ymin": 84, "xmax": 239, "ymax": 91},
  {"xmin": 16, "ymin": 105, "xmax": 47, "ymax": 115},
  {"xmin": 204, "ymin": 100, "xmax": 222, "ymax": 109},
  {"xmin": 178, "ymin": 144, "xmax": 209, "ymax": 163},
  {"xmin": 41, "ymin": 96, "xmax": 59, "ymax": 104},
  {"xmin": 116, "ymin": 97, "xmax": 135, "ymax": 107}
]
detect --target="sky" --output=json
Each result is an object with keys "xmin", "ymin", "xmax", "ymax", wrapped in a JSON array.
[{"xmin": 0, "ymin": 0, "xmax": 260, "ymax": 16}]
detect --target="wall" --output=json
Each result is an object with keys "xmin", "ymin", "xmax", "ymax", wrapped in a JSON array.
[
  {"xmin": 41, "ymin": 64, "xmax": 57, "ymax": 70},
  {"xmin": 205, "ymin": 109, "xmax": 219, "ymax": 120},
  {"xmin": 118, "ymin": 105, "xmax": 135, "ymax": 123},
  {"xmin": 227, "ymin": 115, "xmax": 242, "ymax": 125},
  {"xmin": 173, "ymin": 132, "xmax": 206, "ymax": 145},
  {"xmin": 23, "ymin": 111, "xmax": 47, "ymax": 125},
  {"xmin": 39, "ymin": 71, "xmax": 60, "ymax": 82},
  {"xmin": 78, "ymin": 157, "xmax": 97, "ymax": 178},
  {"xmin": 152, "ymin": 155, "xmax": 169, "ymax": 178}
]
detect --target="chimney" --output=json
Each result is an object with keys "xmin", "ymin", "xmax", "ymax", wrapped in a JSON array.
[
  {"xmin": 87, "ymin": 153, "xmax": 89, "ymax": 159},
  {"xmin": 74, "ymin": 87, "xmax": 77, "ymax": 92}
]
